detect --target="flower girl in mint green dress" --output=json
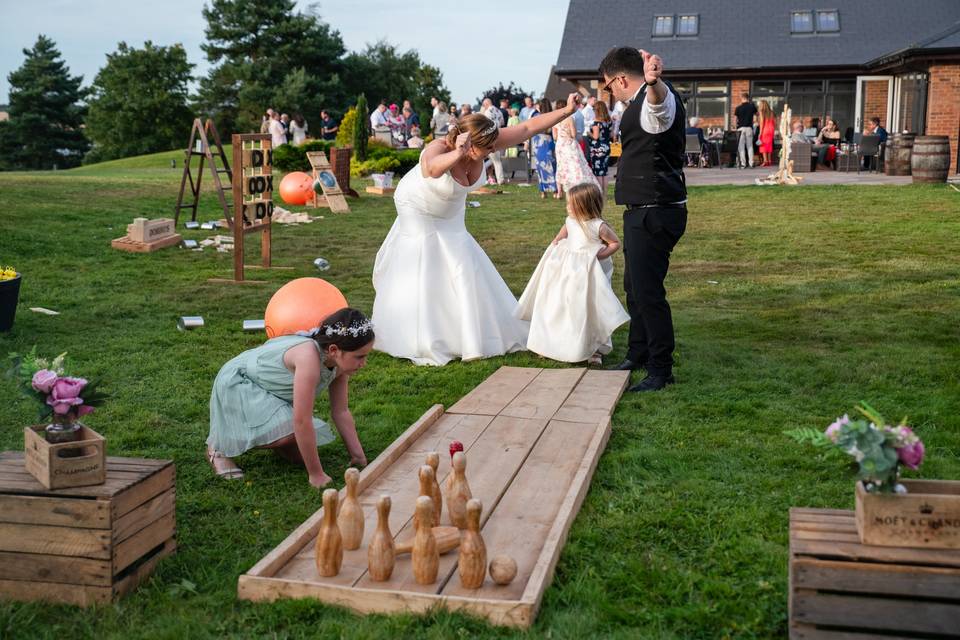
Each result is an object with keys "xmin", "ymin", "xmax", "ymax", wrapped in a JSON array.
[{"xmin": 207, "ymin": 308, "xmax": 373, "ymax": 488}]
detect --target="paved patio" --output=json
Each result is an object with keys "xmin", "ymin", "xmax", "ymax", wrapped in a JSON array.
[{"xmin": 682, "ymin": 166, "xmax": 912, "ymax": 186}]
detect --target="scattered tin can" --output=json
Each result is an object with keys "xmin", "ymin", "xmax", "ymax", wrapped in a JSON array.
[
  {"xmin": 243, "ymin": 319, "xmax": 266, "ymax": 332},
  {"xmin": 181, "ymin": 239, "xmax": 199, "ymax": 249},
  {"xmin": 313, "ymin": 258, "xmax": 330, "ymax": 271},
  {"xmin": 200, "ymin": 222, "xmax": 216, "ymax": 230},
  {"xmin": 184, "ymin": 221, "xmax": 200, "ymax": 230},
  {"xmin": 177, "ymin": 316, "xmax": 204, "ymax": 331}
]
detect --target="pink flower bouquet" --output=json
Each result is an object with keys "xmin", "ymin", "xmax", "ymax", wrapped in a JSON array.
[{"xmin": 8, "ymin": 348, "xmax": 106, "ymax": 423}]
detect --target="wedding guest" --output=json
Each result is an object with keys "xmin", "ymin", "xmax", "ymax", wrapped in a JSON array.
[
  {"xmin": 588, "ymin": 100, "xmax": 613, "ymax": 194},
  {"xmin": 289, "ymin": 113, "xmax": 308, "ymax": 145},
  {"xmin": 531, "ymin": 98, "xmax": 558, "ymax": 198},
  {"xmin": 431, "ymin": 101, "xmax": 453, "ymax": 137},
  {"xmin": 734, "ymin": 93, "xmax": 757, "ymax": 168},
  {"xmin": 320, "ymin": 110, "xmax": 338, "ymax": 141},
  {"xmin": 520, "ymin": 96, "xmax": 537, "ymax": 121},
  {"xmin": 269, "ymin": 112, "xmax": 286, "ymax": 147},
  {"xmin": 370, "ymin": 102, "xmax": 389, "ymax": 130},
  {"xmin": 516, "ymin": 182, "xmax": 629, "ymax": 366},
  {"xmin": 280, "ymin": 113, "xmax": 291, "ymax": 143},
  {"xmin": 553, "ymin": 98, "xmax": 598, "ymax": 197},
  {"xmin": 757, "ymin": 100, "xmax": 776, "ymax": 167},
  {"xmin": 206, "ymin": 308, "xmax": 372, "ymax": 486}
]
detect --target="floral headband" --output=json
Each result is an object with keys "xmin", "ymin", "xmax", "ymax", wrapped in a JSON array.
[{"xmin": 297, "ymin": 319, "xmax": 374, "ymax": 339}]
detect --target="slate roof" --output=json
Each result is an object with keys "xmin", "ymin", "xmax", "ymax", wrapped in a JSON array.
[{"xmin": 556, "ymin": 0, "xmax": 960, "ymax": 74}]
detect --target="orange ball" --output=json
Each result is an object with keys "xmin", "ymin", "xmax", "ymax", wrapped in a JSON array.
[
  {"xmin": 264, "ymin": 278, "xmax": 348, "ymax": 338},
  {"xmin": 279, "ymin": 171, "xmax": 314, "ymax": 205}
]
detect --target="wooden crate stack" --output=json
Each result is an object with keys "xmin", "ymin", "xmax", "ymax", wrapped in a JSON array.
[
  {"xmin": 0, "ymin": 452, "xmax": 176, "ymax": 606},
  {"xmin": 789, "ymin": 507, "xmax": 960, "ymax": 639}
]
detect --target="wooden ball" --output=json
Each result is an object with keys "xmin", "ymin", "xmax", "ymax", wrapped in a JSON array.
[{"xmin": 488, "ymin": 555, "xmax": 517, "ymax": 585}]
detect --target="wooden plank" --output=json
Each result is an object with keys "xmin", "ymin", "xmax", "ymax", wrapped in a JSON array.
[
  {"xmin": 792, "ymin": 557, "xmax": 960, "ymax": 600},
  {"xmin": 114, "ymin": 488, "xmax": 176, "ymax": 544},
  {"xmin": 0, "ymin": 550, "xmax": 112, "ymax": 586},
  {"xmin": 0, "ymin": 578, "xmax": 112, "ymax": 606},
  {"xmin": 0, "ymin": 522, "xmax": 111, "ymax": 559},
  {"xmin": 499, "ymin": 368, "xmax": 585, "ymax": 420},
  {"xmin": 113, "ymin": 510, "xmax": 176, "ymax": 574},
  {"xmin": 246, "ymin": 405, "xmax": 444, "ymax": 579},
  {"xmin": 790, "ymin": 623, "xmax": 918, "ymax": 640},
  {"xmin": 520, "ymin": 416, "xmax": 612, "ymax": 613},
  {"xmin": 273, "ymin": 412, "xmax": 494, "ymax": 587},
  {"xmin": 790, "ymin": 507, "xmax": 857, "ymax": 519},
  {"xmin": 0, "ymin": 453, "xmax": 171, "ymax": 501},
  {"xmin": 552, "ymin": 370, "xmax": 631, "ymax": 424},
  {"xmin": 442, "ymin": 419, "xmax": 599, "ymax": 600},
  {"xmin": 0, "ymin": 493, "xmax": 110, "ymax": 529},
  {"xmin": 111, "ymin": 464, "xmax": 175, "ymax": 519},
  {"xmin": 113, "ymin": 537, "xmax": 177, "ymax": 599},
  {"xmin": 447, "ymin": 367, "xmax": 541, "ymax": 416},
  {"xmin": 790, "ymin": 535, "xmax": 960, "ymax": 568},
  {"xmin": 791, "ymin": 529, "xmax": 862, "ymax": 543},
  {"xmin": 792, "ymin": 590, "xmax": 960, "ymax": 635},
  {"xmin": 355, "ymin": 415, "xmax": 551, "ymax": 594},
  {"xmin": 237, "ymin": 575, "xmax": 535, "ymax": 628}
]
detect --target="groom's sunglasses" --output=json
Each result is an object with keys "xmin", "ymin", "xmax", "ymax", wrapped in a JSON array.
[{"xmin": 602, "ymin": 75, "xmax": 625, "ymax": 93}]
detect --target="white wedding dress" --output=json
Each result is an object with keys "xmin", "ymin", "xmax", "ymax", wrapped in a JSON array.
[
  {"xmin": 371, "ymin": 159, "xmax": 529, "ymax": 366},
  {"xmin": 516, "ymin": 217, "xmax": 630, "ymax": 362}
]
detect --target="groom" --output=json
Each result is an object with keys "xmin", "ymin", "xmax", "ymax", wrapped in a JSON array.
[{"xmin": 599, "ymin": 47, "xmax": 687, "ymax": 392}]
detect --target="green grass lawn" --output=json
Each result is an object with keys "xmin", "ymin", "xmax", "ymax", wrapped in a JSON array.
[{"xmin": 1, "ymin": 151, "xmax": 959, "ymax": 639}]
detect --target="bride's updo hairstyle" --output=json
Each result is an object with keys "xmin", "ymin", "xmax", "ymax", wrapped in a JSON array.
[{"xmin": 446, "ymin": 114, "xmax": 499, "ymax": 150}]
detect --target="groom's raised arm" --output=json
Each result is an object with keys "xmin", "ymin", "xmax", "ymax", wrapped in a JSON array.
[{"xmin": 494, "ymin": 93, "xmax": 581, "ymax": 151}]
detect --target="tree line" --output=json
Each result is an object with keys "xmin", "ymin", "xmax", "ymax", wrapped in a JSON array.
[{"xmin": 0, "ymin": 0, "xmax": 450, "ymax": 170}]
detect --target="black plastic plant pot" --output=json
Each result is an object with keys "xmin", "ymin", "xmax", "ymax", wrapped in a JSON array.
[{"xmin": 0, "ymin": 274, "xmax": 21, "ymax": 332}]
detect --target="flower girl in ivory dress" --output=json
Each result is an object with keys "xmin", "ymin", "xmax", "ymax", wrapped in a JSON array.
[{"xmin": 515, "ymin": 183, "xmax": 630, "ymax": 365}]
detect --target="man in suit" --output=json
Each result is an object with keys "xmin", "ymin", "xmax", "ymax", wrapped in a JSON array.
[{"xmin": 599, "ymin": 47, "xmax": 687, "ymax": 392}]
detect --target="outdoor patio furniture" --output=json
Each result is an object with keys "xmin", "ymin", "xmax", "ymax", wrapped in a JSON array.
[
  {"xmin": 372, "ymin": 126, "xmax": 393, "ymax": 146},
  {"xmin": 791, "ymin": 142, "xmax": 816, "ymax": 173},
  {"xmin": 857, "ymin": 134, "xmax": 881, "ymax": 173},
  {"xmin": 501, "ymin": 149, "xmax": 531, "ymax": 181},
  {"xmin": 685, "ymin": 134, "xmax": 703, "ymax": 166}
]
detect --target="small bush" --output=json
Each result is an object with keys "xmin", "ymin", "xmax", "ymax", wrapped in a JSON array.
[{"xmin": 336, "ymin": 108, "xmax": 356, "ymax": 148}]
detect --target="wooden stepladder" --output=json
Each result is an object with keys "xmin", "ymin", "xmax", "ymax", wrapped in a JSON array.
[
  {"xmin": 173, "ymin": 118, "xmax": 233, "ymax": 226},
  {"xmin": 306, "ymin": 151, "xmax": 350, "ymax": 213}
]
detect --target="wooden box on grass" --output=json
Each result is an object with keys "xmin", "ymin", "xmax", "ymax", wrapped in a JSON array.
[
  {"xmin": 0, "ymin": 451, "xmax": 176, "ymax": 606},
  {"xmin": 856, "ymin": 479, "xmax": 960, "ymax": 550},
  {"xmin": 24, "ymin": 425, "xmax": 106, "ymax": 490},
  {"xmin": 789, "ymin": 508, "xmax": 960, "ymax": 639}
]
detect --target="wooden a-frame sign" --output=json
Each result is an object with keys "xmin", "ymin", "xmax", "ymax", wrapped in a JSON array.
[{"xmin": 306, "ymin": 151, "xmax": 350, "ymax": 213}]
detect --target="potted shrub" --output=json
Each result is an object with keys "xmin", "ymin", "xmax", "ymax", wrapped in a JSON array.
[{"xmin": 0, "ymin": 265, "xmax": 20, "ymax": 332}]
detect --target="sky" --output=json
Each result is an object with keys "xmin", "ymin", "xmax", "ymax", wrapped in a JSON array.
[{"xmin": 0, "ymin": 0, "xmax": 571, "ymax": 106}]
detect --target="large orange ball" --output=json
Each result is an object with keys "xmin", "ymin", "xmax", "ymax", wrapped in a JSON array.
[
  {"xmin": 264, "ymin": 278, "xmax": 348, "ymax": 338},
  {"xmin": 279, "ymin": 171, "xmax": 314, "ymax": 205}
]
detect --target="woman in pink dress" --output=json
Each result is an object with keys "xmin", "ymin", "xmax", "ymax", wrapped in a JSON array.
[
  {"xmin": 552, "ymin": 99, "xmax": 598, "ymax": 198},
  {"xmin": 758, "ymin": 100, "xmax": 776, "ymax": 167}
]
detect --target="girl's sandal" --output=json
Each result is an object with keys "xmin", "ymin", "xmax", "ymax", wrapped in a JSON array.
[
  {"xmin": 587, "ymin": 353, "xmax": 603, "ymax": 367},
  {"xmin": 206, "ymin": 448, "xmax": 244, "ymax": 480}
]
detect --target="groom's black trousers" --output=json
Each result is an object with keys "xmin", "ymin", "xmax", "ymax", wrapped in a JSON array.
[{"xmin": 622, "ymin": 204, "xmax": 687, "ymax": 376}]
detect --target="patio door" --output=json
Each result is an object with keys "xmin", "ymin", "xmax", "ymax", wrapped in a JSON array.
[{"xmin": 854, "ymin": 76, "xmax": 894, "ymax": 133}]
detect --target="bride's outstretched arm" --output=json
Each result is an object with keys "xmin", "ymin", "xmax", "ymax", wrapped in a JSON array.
[{"xmin": 494, "ymin": 92, "xmax": 581, "ymax": 151}]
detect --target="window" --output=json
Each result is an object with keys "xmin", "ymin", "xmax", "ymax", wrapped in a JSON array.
[
  {"xmin": 653, "ymin": 15, "xmax": 674, "ymax": 36},
  {"xmin": 791, "ymin": 11, "xmax": 814, "ymax": 33},
  {"xmin": 816, "ymin": 10, "xmax": 840, "ymax": 32},
  {"xmin": 750, "ymin": 79, "xmax": 856, "ymax": 131},
  {"xmin": 674, "ymin": 81, "xmax": 730, "ymax": 124},
  {"xmin": 678, "ymin": 15, "xmax": 699, "ymax": 36}
]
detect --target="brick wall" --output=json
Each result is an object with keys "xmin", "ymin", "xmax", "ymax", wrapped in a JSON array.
[
  {"xmin": 862, "ymin": 80, "xmax": 889, "ymax": 128},
  {"xmin": 730, "ymin": 79, "xmax": 751, "ymax": 128},
  {"xmin": 925, "ymin": 63, "xmax": 960, "ymax": 173}
]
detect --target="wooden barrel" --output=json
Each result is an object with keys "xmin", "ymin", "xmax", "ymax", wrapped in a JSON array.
[
  {"xmin": 911, "ymin": 135, "xmax": 951, "ymax": 183},
  {"xmin": 885, "ymin": 133, "xmax": 915, "ymax": 176}
]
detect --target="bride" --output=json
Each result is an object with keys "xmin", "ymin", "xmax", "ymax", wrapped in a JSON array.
[{"xmin": 372, "ymin": 93, "xmax": 583, "ymax": 366}]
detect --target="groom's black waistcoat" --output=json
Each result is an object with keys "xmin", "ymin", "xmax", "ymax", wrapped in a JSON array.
[{"xmin": 614, "ymin": 81, "xmax": 687, "ymax": 206}]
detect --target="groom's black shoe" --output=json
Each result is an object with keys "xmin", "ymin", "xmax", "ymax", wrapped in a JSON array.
[
  {"xmin": 608, "ymin": 359, "xmax": 641, "ymax": 371},
  {"xmin": 627, "ymin": 374, "xmax": 675, "ymax": 392}
]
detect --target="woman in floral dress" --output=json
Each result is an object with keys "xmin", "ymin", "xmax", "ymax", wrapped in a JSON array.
[
  {"xmin": 530, "ymin": 99, "xmax": 557, "ymax": 198},
  {"xmin": 588, "ymin": 100, "xmax": 613, "ymax": 197},
  {"xmin": 553, "ymin": 99, "xmax": 598, "ymax": 198}
]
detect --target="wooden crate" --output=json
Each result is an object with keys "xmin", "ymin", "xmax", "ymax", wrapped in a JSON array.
[
  {"xmin": 855, "ymin": 479, "xmax": 960, "ymax": 549},
  {"xmin": 111, "ymin": 233, "xmax": 182, "ymax": 253},
  {"xmin": 789, "ymin": 508, "xmax": 960, "ymax": 639},
  {"xmin": 238, "ymin": 366, "xmax": 629, "ymax": 627},
  {"xmin": 24, "ymin": 425, "xmax": 106, "ymax": 489},
  {"xmin": 365, "ymin": 186, "xmax": 395, "ymax": 196},
  {"xmin": 0, "ymin": 452, "xmax": 176, "ymax": 606}
]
